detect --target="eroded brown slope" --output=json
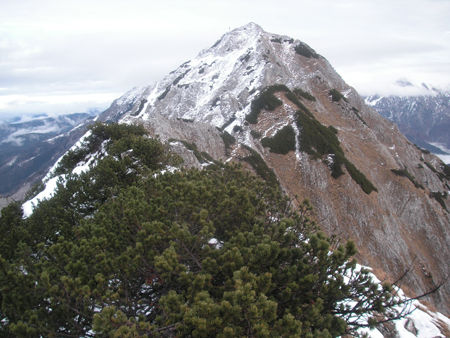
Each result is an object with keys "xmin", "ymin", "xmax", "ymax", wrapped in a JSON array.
[{"xmin": 246, "ymin": 86, "xmax": 449, "ymax": 315}]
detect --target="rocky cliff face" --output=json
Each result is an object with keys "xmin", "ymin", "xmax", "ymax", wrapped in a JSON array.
[{"xmin": 98, "ymin": 23, "xmax": 450, "ymax": 316}]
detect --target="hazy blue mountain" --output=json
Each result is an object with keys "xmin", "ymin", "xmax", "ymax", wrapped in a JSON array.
[
  {"xmin": 366, "ymin": 88, "xmax": 450, "ymax": 163},
  {"xmin": 0, "ymin": 111, "xmax": 98, "ymax": 199}
]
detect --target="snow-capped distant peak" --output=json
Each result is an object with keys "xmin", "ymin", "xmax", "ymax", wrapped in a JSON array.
[{"xmin": 365, "ymin": 95, "xmax": 384, "ymax": 106}]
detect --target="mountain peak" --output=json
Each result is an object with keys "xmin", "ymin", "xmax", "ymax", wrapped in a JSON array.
[
  {"xmin": 232, "ymin": 22, "xmax": 265, "ymax": 34},
  {"xmin": 113, "ymin": 23, "xmax": 343, "ymax": 130},
  {"xmin": 203, "ymin": 22, "xmax": 267, "ymax": 57}
]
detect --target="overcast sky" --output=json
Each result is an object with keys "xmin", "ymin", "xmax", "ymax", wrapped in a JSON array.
[{"xmin": 1, "ymin": 0, "xmax": 449, "ymax": 118}]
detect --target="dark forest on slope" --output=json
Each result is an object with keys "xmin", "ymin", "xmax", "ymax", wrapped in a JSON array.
[{"xmin": 0, "ymin": 123, "xmax": 410, "ymax": 337}]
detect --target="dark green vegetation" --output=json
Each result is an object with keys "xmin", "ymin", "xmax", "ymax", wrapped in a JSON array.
[
  {"xmin": 54, "ymin": 123, "xmax": 157, "ymax": 176},
  {"xmin": 294, "ymin": 43, "xmax": 319, "ymax": 58},
  {"xmin": 172, "ymin": 70, "xmax": 190, "ymax": 86},
  {"xmin": 444, "ymin": 164, "xmax": 450, "ymax": 180},
  {"xmin": 0, "ymin": 123, "xmax": 405, "ymax": 336},
  {"xmin": 391, "ymin": 169, "xmax": 424, "ymax": 189},
  {"xmin": 233, "ymin": 125, "xmax": 243, "ymax": 133},
  {"xmin": 285, "ymin": 91, "xmax": 310, "ymax": 114},
  {"xmin": 329, "ymin": 89, "xmax": 348, "ymax": 103},
  {"xmin": 242, "ymin": 144, "xmax": 278, "ymax": 188},
  {"xmin": 23, "ymin": 182, "xmax": 45, "ymax": 201},
  {"xmin": 245, "ymin": 85, "xmax": 312, "ymax": 125},
  {"xmin": 245, "ymin": 85, "xmax": 288, "ymax": 124},
  {"xmin": 250, "ymin": 130, "xmax": 262, "ymax": 139},
  {"xmin": 246, "ymin": 85, "xmax": 377, "ymax": 194},
  {"xmin": 158, "ymin": 85, "xmax": 171, "ymax": 100},
  {"xmin": 132, "ymin": 99, "xmax": 148, "ymax": 116},
  {"xmin": 170, "ymin": 139, "xmax": 214, "ymax": 164},
  {"xmin": 261, "ymin": 125, "xmax": 296, "ymax": 154},
  {"xmin": 219, "ymin": 131, "xmax": 236, "ymax": 155},
  {"xmin": 430, "ymin": 192, "xmax": 448, "ymax": 212},
  {"xmin": 296, "ymin": 109, "xmax": 377, "ymax": 194},
  {"xmin": 293, "ymin": 88, "xmax": 316, "ymax": 101},
  {"xmin": 351, "ymin": 107, "xmax": 367, "ymax": 126}
]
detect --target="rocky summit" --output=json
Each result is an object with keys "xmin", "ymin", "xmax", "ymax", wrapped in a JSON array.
[{"xmin": 95, "ymin": 23, "xmax": 450, "ymax": 317}]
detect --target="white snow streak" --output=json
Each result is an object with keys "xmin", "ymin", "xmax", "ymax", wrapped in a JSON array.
[{"xmin": 22, "ymin": 176, "xmax": 60, "ymax": 217}]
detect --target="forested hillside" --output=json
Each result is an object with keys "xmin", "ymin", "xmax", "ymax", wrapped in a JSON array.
[{"xmin": 0, "ymin": 123, "xmax": 410, "ymax": 337}]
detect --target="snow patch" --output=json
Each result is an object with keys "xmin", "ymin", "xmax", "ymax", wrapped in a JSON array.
[
  {"xmin": 436, "ymin": 154, "xmax": 450, "ymax": 164},
  {"xmin": 291, "ymin": 122, "xmax": 302, "ymax": 162},
  {"xmin": 393, "ymin": 305, "xmax": 449, "ymax": 338},
  {"xmin": 358, "ymin": 327, "xmax": 384, "ymax": 338},
  {"xmin": 136, "ymin": 97, "xmax": 151, "ymax": 119},
  {"xmin": 72, "ymin": 151, "xmax": 99, "ymax": 176},
  {"xmin": 342, "ymin": 88, "xmax": 352, "ymax": 98},
  {"xmin": 344, "ymin": 264, "xmax": 450, "ymax": 338},
  {"xmin": 153, "ymin": 165, "xmax": 178, "ymax": 178},
  {"xmin": 115, "ymin": 86, "xmax": 147, "ymax": 106},
  {"xmin": 365, "ymin": 96, "xmax": 384, "ymax": 106},
  {"xmin": 5, "ymin": 156, "xmax": 18, "ymax": 166},
  {"xmin": 22, "ymin": 131, "xmax": 108, "ymax": 218},
  {"xmin": 22, "ymin": 176, "xmax": 61, "ymax": 217},
  {"xmin": 208, "ymin": 238, "xmax": 223, "ymax": 249},
  {"xmin": 44, "ymin": 130, "xmax": 93, "ymax": 180}
]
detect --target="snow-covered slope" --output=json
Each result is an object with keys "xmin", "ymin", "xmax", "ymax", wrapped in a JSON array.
[
  {"xmin": 102, "ymin": 23, "xmax": 354, "ymax": 131},
  {"xmin": 21, "ymin": 130, "xmax": 100, "ymax": 217}
]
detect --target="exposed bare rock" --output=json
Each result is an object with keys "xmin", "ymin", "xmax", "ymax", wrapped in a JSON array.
[
  {"xmin": 141, "ymin": 113, "xmax": 226, "ymax": 167},
  {"xmin": 404, "ymin": 318, "xmax": 419, "ymax": 335}
]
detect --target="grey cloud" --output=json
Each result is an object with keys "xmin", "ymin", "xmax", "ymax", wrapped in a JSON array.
[{"xmin": 0, "ymin": 0, "xmax": 449, "ymax": 115}]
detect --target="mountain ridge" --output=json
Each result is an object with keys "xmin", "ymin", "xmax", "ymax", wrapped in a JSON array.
[{"xmin": 22, "ymin": 23, "xmax": 450, "ymax": 320}]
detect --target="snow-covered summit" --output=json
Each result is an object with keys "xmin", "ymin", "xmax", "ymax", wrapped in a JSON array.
[{"xmin": 102, "ymin": 22, "xmax": 348, "ymax": 131}]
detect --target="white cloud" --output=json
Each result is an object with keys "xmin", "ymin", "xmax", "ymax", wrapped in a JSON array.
[
  {"xmin": 0, "ymin": 93, "xmax": 118, "ymax": 120},
  {"xmin": 0, "ymin": 0, "xmax": 449, "ymax": 115}
]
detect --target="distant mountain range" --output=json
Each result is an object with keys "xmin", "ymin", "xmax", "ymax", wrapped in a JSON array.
[
  {"xmin": 365, "ymin": 85, "xmax": 450, "ymax": 164},
  {"xmin": 0, "ymin": 111, "xmax": 98, "ymax": 205}
]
